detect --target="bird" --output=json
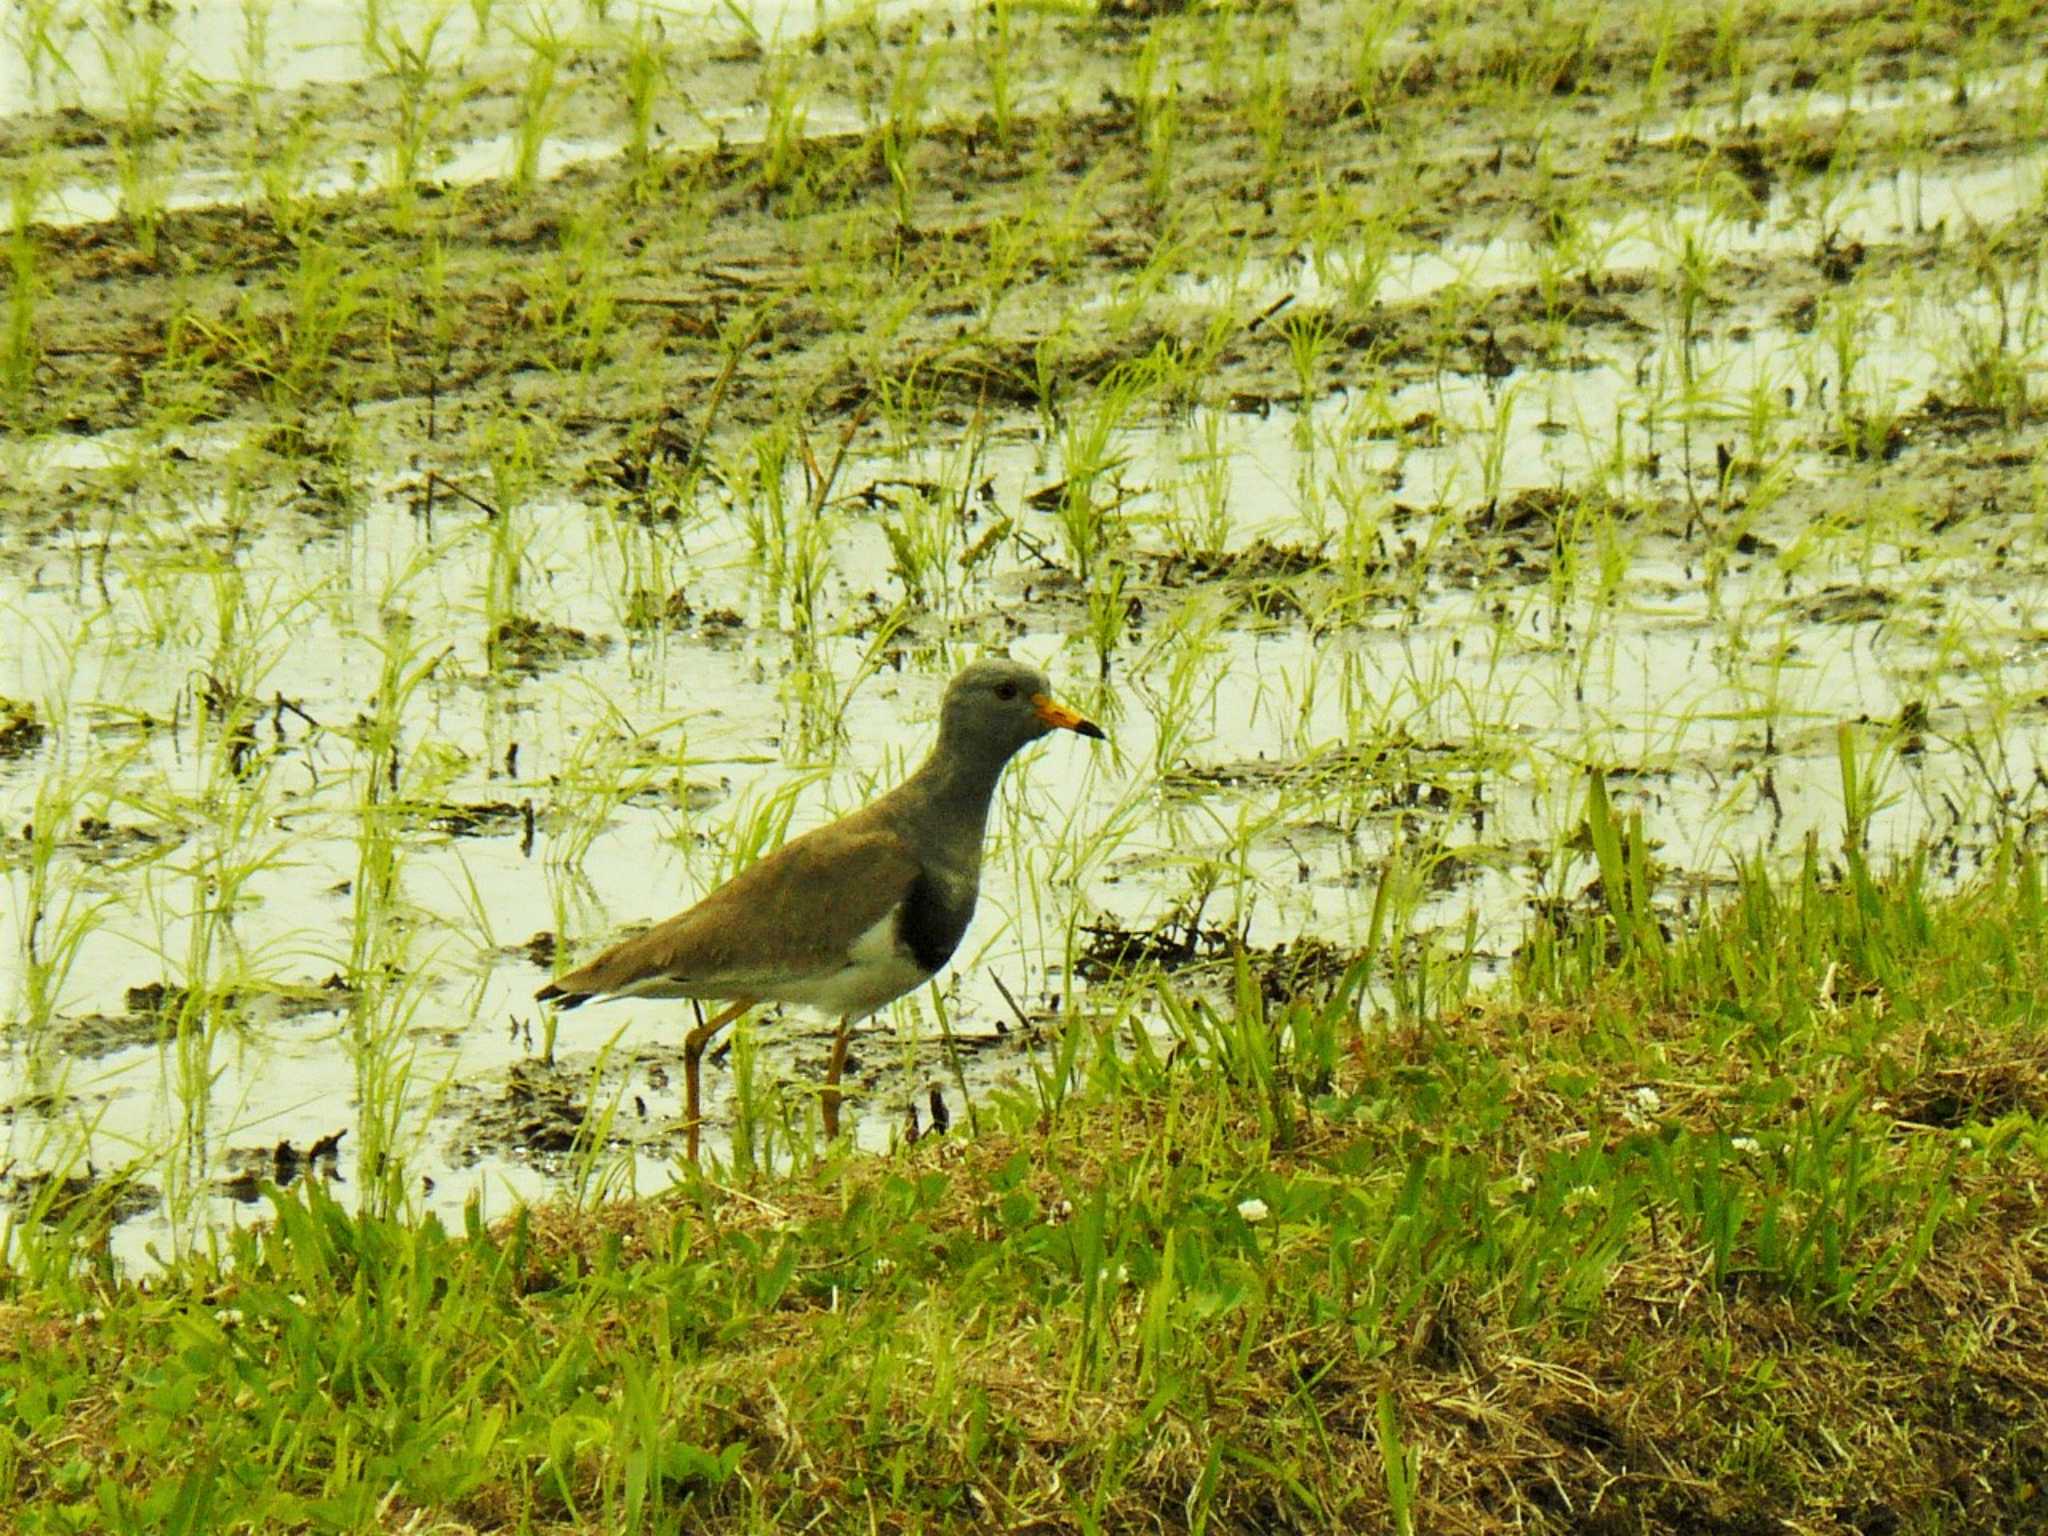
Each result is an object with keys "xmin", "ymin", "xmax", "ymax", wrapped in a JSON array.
[{"xmin": 535, "ymin": 658, "xmax": 1105, "ymax": 1162}]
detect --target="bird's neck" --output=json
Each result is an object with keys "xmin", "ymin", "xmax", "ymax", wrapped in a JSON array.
[{"xmin": 903, "ymin": 736, "xmax": 1011, "ymax": 849}]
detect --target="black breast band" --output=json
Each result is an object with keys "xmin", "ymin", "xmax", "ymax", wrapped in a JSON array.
[{"xmin": 897, "ymin": 871, "xmax": 973, "ymax": 974}]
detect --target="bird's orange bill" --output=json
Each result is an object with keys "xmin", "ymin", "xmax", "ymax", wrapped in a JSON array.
[{"xmin": 1032, "ymin": 693, "xmax": 1107, "ymax": 740}]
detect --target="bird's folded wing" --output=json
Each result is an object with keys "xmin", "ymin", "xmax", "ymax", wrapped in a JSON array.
[{"xmin": 549, "ymin": 820, "xmax": 923, "ymax": 1000}]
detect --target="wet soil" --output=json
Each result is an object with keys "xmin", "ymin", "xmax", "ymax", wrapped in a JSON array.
[
  {"xmin": 3, "ymin": 8, "xmax": 2040, "ymax": 456},
  {"xmin": 40, "ymin": 974, "xmax": 358, "ymax": 1060}
]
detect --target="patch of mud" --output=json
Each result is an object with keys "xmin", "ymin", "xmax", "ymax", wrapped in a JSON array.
[
  {"xmin": 44, "ymin": 976, "xmax": 358, "ymax": 1060},
  {"xmin": 215, "ymin": 1130, "xmax": 347, "ymax": 1204},
  {"xmin": 900, "ymin": 1084, "xmax": 958, "ymax": 1145},
  {"xmin": 489, "ymin": 617, "xmax": 615, "ymax": 674},
  {"xmin": 500, "ymin": 931, "xmax": 559, "ymax": 970},
  {"xmin": 1076, "ymin": 888, "xmax": 1364, "ymax": 1008},
  {"xmin": 448, "ymin": 1059, "xmax": 599, "ymax": 1163},
  {"xmin": 0, "ymin": 701, "xmax": 46, "ymax": 760},
  {"xmin": 4, "ymin": 1165, "xmax": 159, "ymax": 1228},
  {"xmin": 422, "ymin": 799, "xmax": 536, "ymax": 845},
  {"xmin": 1890, "ymin": 1047, "xmax": 2048, "ymax": 1130},
  {"xmin": 1147, "ymin": 539, "xmax": 1363, "ymax": 621},
  {"xmin": 1789, "ymin": 584, "xmax": 1903, "ymax": 625},
  {"xmin": 621, "ymin": 589, "xmax": 751, "ymax": 639},
  {"xmin": 1163, "ymin": 738, "xmax": 1481, "ymax": 799},
  {"xmin": 5, "ymin": 815, "xmax": 169, "ymax": 869}
]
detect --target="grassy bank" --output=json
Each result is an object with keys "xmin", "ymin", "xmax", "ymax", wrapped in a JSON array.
[{"xmin": 5, "ymin": 804, "xmax": 2045, "ymax": 1534}]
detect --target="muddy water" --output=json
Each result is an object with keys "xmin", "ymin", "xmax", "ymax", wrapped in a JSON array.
[
  {"xmin": 0, "ymin": 0, "xmax": 938, "ymax": 111},
  {"xmin": 4, "ymin": 2, "xmax": 2047, "ymax": 1265},
  {"xmin": 11, "ymin": 0, "xmax": 964, "ymax": 232}
]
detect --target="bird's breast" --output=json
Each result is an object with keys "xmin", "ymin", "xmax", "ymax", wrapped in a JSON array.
[{"xmin": 774, "ymin": 900, "xmax": 930, "ymax": 1019}]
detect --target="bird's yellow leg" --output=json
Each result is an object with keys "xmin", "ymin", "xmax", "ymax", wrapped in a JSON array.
[
  {"xmin": 821, "ymin": 1016, "xmax": 855, "ymax": 1141},
  {"xmin": 683, "ymin": 999, "xmax": 754, "ymax": 1164}
]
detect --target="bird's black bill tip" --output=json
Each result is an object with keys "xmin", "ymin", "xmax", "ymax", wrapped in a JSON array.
[{"xmin": 1032, "ymin": 692, "xmax": 1106, "ymax": 740}]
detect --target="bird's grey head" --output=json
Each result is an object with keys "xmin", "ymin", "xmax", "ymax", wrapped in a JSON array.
[{"xmin": 937, "ymin": 658, "xmax": 1105, "ymax": 768}]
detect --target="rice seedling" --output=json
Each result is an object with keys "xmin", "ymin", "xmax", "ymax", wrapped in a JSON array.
[
  {"xmin": 1278, "ymin": 308, "xmax": 1336, "ymax": 412},
  {"xmin": 537, "ymin": 200, "xmax": 623, "ymax": 380},
  {"xmin": 1052, "ymin": 359, "xmax": 1154, "ymax": 581},
  {"xmin": 1711, "ymin": 0, "xmax": 1756, "ymax": 129},
  {"xmin": 1948, "ymin": 236, "xmax": 2041, "ymax": 425},
  {"xmin": 7, "ymin": 0, "xmax": 71, "ymax": 103},
  {"xmin": 620, "ymin": 10, "xmax": 668, "ymax": 177},
  {"xmin": 278, "ymin": 236, "xmax": 375, "ymax": 406},
  {"xmin": 509, "ymin": 4, "xmax": 570, "ymax": 192},
  {"xmin": 10, "ymin": 731, "xmax": 141, "ymax": 1063},
  {"xmin": 94, "ymin": 5, "xmax": 178, "ymax": 259},
  {"xmin": 233, "ymin": 0, "xmax": 273, "ymax": 117},
  {"xmin": 872, "ymin": 20, "xmax": 937, "ymax": 230},
  {"xmin": 366, "ymin": 0, "xmax": 469, "ymax": 231},
  {"xmin": 974, "ymin": 0, "xmax": 1023, "ymax": 152},
  {"xmin": 3, "ymin": 164, "xmax": 47, "ymax": 418},
  {"xmin": 754, "ymin": 52, "xmax": 812, "ymax": 199},
  {"xmin": 1243, "ymin": 27, "xmax": 1294, "ymax": 183}
]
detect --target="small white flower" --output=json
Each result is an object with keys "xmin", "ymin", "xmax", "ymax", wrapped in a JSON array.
[
  {"xmin": 1621, "ymin": 1085, "xmax": 1664, "ymax": 1128},
  {"xmin": 215, "ymin": 1308, "xmax": 245, "ymax": 1329},
  {"xmin": 1731, "ymin": 1135, "xmax": 1761, "ymax": 1156},
  {"xmin": 1051, "ymin": 1198, "xmax": 1074, "ymax": 1224},
  {"xmin": 1237, "ymin": 1197, "xmax": 1270, "ymax": 1224},
  {"xmin": 873, "ymin": 1256, "xmax": 897, "ymax": 1277}
]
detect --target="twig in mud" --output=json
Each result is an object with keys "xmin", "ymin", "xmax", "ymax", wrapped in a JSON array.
[
  {"xmin": 425, "ymin": 470, "xmax": 502, "ymax": 519},
  {"xmin": 1246, "ymin": 292, "xmax": 1296, "ymax": 333},
  {"xmin": 271, "ymin": 693, "xmax": 321, "ymax": 733},
  {"xmin": 801, "ymin": 399, "xmax": 872, "ymax": 520},
  {"xmin": 678, "ymin": 308, "xmax": 769, "ymax": 473},
  {"xmin": 988, "ymin": 972, "xmax": 1033, "ymax": 1036},
  {"xmin": 931, "ymin": 984, "xmax": 981, "ymax": 1137}
]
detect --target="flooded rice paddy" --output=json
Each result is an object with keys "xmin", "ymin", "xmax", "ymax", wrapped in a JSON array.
[{"xmin": 2, "ymin": 0, "xmax": 2045, "ymax": 1265}]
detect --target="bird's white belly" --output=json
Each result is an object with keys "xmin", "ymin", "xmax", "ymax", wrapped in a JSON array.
[{"xmin": 766, "ymin": 906, "xmax": 933, "ymax": 1020}]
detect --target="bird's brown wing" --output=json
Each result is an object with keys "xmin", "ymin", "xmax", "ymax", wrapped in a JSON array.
[{"xmin": 537, "ymin": 815, "xmax": 921, "ymax": 1006}]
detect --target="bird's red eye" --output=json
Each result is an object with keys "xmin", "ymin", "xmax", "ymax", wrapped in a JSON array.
[{"xmin": 995, "ymin": 682, "xmax": 1018, "ymax": 700}]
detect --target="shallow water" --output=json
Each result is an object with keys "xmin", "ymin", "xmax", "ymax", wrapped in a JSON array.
[
  {"xmin": 0, "ymin": 0, "xmax": 935, "ymax": 113},
  {"xmin": 7, "ymin": 352, "xmax": 2040, "ymax": 1264}
]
